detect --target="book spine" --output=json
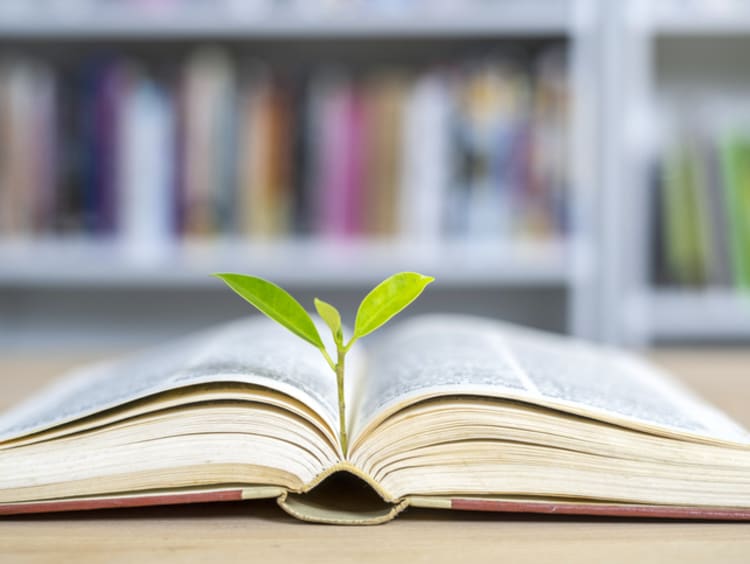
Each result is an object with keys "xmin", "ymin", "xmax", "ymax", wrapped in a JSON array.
[
  {"xmin": 317, "ymin": 74, "xmax": 350, "ymax": 238},
  {"xmin": 290, "ymin": 74, "xmax": 311, "ymax": 235},
  {"xmin": 344, "ymin": 87, "xmax": 366, "ymax": 236},
  {"xmin": 720, "ymin": 133, "xmax": 750, "ymax": 288},
  {"xmin": 398, "ymin": 72, "xmax": 450, "ymax": 242},
  {"xmin": 662, "ymin": 141, "xmax": 706, "ymax": 286},
  {"xmin": 702, "ymin": 135, "xmax": 733, "ymax": 287},
  {"xmin": 81, "ymin": 61, "xmax": 123, "ymax": 236},
  {"xmin": 118, "ymin": 70, "xmax": 176, "ymax": 253}
]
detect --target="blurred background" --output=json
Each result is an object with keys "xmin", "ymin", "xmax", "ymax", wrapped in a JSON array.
[{"xmin": 0, "ymin": 0, "xmax": 749, "ymax": 351}]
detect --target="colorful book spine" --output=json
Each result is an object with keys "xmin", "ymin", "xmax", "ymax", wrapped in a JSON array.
[
  {"xmin": 0, "ymin": 61, "xmax": 57, "ymax": 236},
  {"xmin": 181, "ymin": 48, "xmax": 235, "ymax": 237},
  {"xmin": 316, "ymin": 72, "xmax": 352, "ymax": 238},
  {"xmin": 117, "ymin": 69, "xmax": 175, "ymax": 255},
  {"xmin": 398, "ymin": 72, "xmax": 450, "ymax": 242},
  {"xmin": 720, "ymin": 132, "xmax": 750, "ymax": 289},
  {"xmin": 81, "ymin": 61, "xmax": 124, "ymax": 235},
  {"xmin": 662, "ymin": 142, "xmax": 705, "ymax": 286}
]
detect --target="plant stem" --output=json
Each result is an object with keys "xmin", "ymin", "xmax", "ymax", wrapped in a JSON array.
[{"xmin": 336, "ymin": 346, "xmax": 348, "ymax": 457}]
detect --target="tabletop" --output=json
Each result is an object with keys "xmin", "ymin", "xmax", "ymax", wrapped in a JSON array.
[{"xmin": 0, "ymin": 348, "xmax": 748, "ymax": 563}]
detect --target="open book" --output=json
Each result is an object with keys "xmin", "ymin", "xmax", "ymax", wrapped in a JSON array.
[{"xmin": 1, "ymin": 315, "xmax": 750, "ymax": 525}]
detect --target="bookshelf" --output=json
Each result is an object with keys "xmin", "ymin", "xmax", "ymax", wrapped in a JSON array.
[
  {"xmin": 601, "ymin": 0, "xmax": 750, "ymax": 344},
  {"xmin": 0, "ymin": 0, "xmax": 601, "ymax": 349}
]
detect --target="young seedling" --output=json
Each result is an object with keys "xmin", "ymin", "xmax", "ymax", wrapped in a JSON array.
[{"xmin": 213, "ymin": 272, "xmax": 434, "ymax": 455}]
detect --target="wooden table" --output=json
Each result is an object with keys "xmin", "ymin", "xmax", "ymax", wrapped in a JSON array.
[{"xmin": 0, "ymin": 349, "xmax": 748, "ymax": 563}]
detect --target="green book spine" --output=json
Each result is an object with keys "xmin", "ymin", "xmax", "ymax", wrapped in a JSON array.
[
  {"xmin": 663, "ymin": 143, "xmax": 706, "ymax": 286},
  {"xmin": 719, "ymin": 133, "xmax": 750, "ymax": 289},
  {"xmin": 685, "ymin": 140, "xmax": 710, "ymax": 287}
]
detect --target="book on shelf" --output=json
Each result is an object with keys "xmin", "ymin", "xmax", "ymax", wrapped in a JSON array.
[
  {"xmin": 661, "ymin": 139, "xmax": 710, "ymax": 287},
  {"xmin": 1, "ymin": 314, "xmax": 749, "ymax": 524},
  {"xmin": 654, "ymin": 119, "xmax": 750, "ymax": 290},
  {"xmin": 0, "ymin": 46, "xmax": 570, "ymax": 248},
  {"xmin": 720, "ymin": 132, "xmax": 750, "ymax": 289}
]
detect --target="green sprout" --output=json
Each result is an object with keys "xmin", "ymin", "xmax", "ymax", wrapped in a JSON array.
[{"xmin": 213, "ymin": 272, "xmax": 434, "ymax": 455}]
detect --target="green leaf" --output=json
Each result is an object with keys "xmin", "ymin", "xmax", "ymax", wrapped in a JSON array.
[
  {"xmin": 314, "ymin": 298, "xmax": 343, "ymax": 346},
  {"xmin": 352, "ymin": 272, "xmax": 434, "ymax": 342},
  {"xmin": 213, "ymin": 273, "xmax": 324, "ymax": 349}
]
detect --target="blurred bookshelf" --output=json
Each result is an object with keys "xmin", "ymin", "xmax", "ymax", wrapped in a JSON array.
[
  {"xmin": 4, "ymin": 0, "xmax": 749, "ymax": 351},
  {"xmin": 0, "ymin": 0, "xmax": 596, "ymax": 349},
  {"xmin": 601, "ymin": 0, "xmax": 750, "ymax": 345}
]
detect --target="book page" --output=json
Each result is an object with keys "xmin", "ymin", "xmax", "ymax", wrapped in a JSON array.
[
  {"xmin": 351, "ymin": 315, "xmax": 534, "ymax": 438},
  {"xmin": 352, "ymin": 315, "xmax": 750, "ymax": 445},
  {"xmin": 0, "ymin": 318, "xmax": 340, "ymax": 443}
]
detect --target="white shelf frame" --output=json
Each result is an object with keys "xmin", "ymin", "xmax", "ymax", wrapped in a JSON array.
[
  {"xmin": 632, "ymin": 290, "xmax": 750, "ymax": 342},
  {"xmin": 649, "ymin": 1, "xmax": 750, "ymax": 35},
  {"xmin": 0, "ymin": 238, "xmax": 573, "ymax": 288},
  {"xmin": 0, "ymin": 1, "xmax": 573, "ymax": 38}
]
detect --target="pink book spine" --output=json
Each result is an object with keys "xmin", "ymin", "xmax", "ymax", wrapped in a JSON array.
[{"xmin": 318, "ymin": 88, "xmax": 348, "ymax": 238}]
